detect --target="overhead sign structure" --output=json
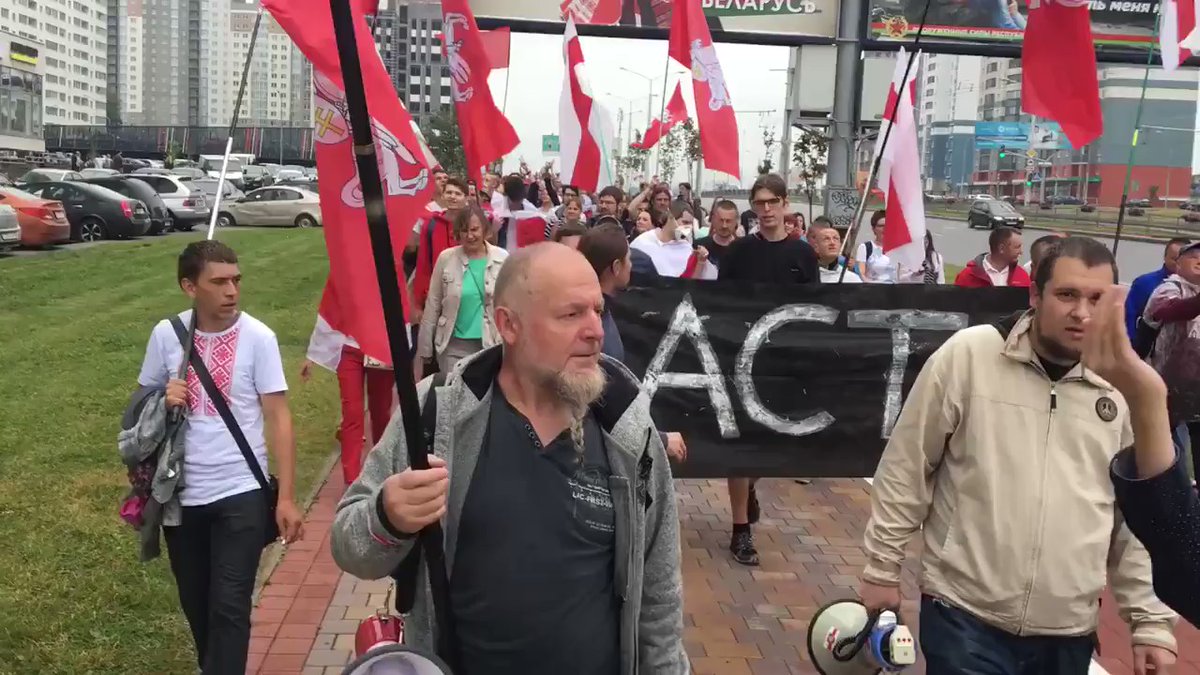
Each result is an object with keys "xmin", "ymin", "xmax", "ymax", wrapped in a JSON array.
[
  {"xmin": 974, "ymin": 121, "xmax": 1069, "ymax": 150},
  {"xmin": 867, "ymin": 0, "xmax": 1156, "ymax": 51},
  {"xmin": 472, "ymin": 0, "xmax": 838, "ymax": 40}
]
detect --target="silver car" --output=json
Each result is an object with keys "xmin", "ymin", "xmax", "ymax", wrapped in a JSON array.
[
  {"xmin": 0, "ymin": 204, "xmax": 20, "ymax": 250},
  {"xmin": 125, "ymin": 173, "xmax": 210, "ymax": 231},
  {"xmin": 217, "ymin": 186, "xmax": 323, "ymax": 228}
]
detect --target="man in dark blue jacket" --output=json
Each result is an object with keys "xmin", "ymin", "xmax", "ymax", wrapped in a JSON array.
[{"xmin": 1125, "ymin": 237, "xmax": 1190, "ymax": 339}]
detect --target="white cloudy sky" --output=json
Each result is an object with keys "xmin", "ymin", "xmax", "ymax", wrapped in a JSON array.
[{"xmin": 485, "ymin": 32, "xmax": 789, "ymax": 186}]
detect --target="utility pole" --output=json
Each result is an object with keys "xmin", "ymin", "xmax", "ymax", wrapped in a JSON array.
[
  {"xmin": 779, "ymin": 49, "xmax": 798, "ymax": 188},
  {"xmin": 825, "ymin": 0, "xmax": 864, "ymax": 212}
]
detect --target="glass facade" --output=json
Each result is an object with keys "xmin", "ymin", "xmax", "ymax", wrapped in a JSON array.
[{"xmin": 0, "ymin": 65, "xmax": 44, "ymax": 140}]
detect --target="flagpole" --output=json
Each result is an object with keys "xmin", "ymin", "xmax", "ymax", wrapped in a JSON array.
[
  {"xmin": 172, "ymin": 7, "xmax": 264, "ymax": 392},
  {"xmin": 327, "ymin": 0, "xmax": 458, "ymax": 665},
  {"xmin": 836, "ymin": 0, "xmax": 932, "ymax": 283},
  {"xmin": 1110, "ymin": 22, "xmax": 1159, "ymax": 259},
  {"xmin": 651, "ymin": 56, "xmax": 671, "ymax": 181}
]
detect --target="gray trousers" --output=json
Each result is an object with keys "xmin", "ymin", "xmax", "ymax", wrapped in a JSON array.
[{"xmin": 437, "ymin": 337, "xmax": 483, "ymax": 374}]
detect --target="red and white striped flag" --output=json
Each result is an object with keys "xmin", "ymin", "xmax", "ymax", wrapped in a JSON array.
[
  {"xmin": 1164, "ymin": 0, "xmax": 1200, "ymax": 70},
  {"xmin": 559, "ymin": 17, "xmax": 616, "ymax": 192},
  {"xmin": 876, "ymin": 48, "xmax": 926, "ymax": 272},
  {"xmin": 632, "ymin": 82, "xmax": 688, "ymax": 150}
]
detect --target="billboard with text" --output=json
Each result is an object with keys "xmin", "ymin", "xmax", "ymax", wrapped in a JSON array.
[
  {"xmin": 473, "ymin": 0, "xmax": 839, "ymax": 40},
  {"xmin": 974, "ymin": 121, "xmax": 1069, "ymax": 150},
  {"xmin": 867, "ymin": 0, "xmax": 1156, "ymax": 50}
]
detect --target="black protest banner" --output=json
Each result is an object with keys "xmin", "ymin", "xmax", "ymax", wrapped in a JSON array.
[{"xmin": 610, "ymin": 276, "xmax": 1029, "ymax": 478}]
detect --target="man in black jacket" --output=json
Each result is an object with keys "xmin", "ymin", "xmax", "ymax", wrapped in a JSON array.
[{"xmin": 1105, "ymin": 282, "xmax": 1200, "ymax": 627}]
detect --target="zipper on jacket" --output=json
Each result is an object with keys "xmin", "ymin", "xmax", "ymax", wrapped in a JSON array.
[{"xmin": 1018, "ymin": 383, "xmax": 1057, "ymax": 632}]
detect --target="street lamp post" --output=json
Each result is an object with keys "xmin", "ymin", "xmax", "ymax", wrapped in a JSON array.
[{"xmin": 618, "ymin": 66, "xmax": 657, "ymax": 144}]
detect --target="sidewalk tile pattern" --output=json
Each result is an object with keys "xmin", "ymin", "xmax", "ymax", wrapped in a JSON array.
[{"xmin": 248, "ymin": 474, "xmax": 1200, "ymax": 675}]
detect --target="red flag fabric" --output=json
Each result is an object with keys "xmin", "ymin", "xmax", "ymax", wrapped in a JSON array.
[
  {"xmin": 559, "ymin": 18, "xmax": 616, "ymax": 192},
  {"xmin": 668, "ymin": 0, "xmax": 739, "ymax": 178},
  {"xmin": 263, "ymin": 0, "xmax": 432, "ymax": 366},
  {"xmin": 632, "ymin": 82, "xmax": 688, "ymax": 150},
  {"xmin": 1162, "ymin": 0, "xmax": 1200, "ymax": 70},
  {"xmin": 1021, "ymin": 1, "xmax": 1102, "ymax": 149},
  {"xmin": 480, "ymin": 27, "xmax": 511, "ymax": 70},
  {"xmin": 440, "ymin": 0, "xmax": 519, "ymax": 185},
  {"xmin": 876, "ymin": 48, "xmax": 926, "ymax": 271}
]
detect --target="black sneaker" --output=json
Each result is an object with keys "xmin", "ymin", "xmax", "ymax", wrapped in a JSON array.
[
  {"xmin": 748, "ymin": 485, "xmax": 760, "ymax": 525},
  {"xmin": 730, "ymin": 530, "xmax": 760, "ymax": 566}
]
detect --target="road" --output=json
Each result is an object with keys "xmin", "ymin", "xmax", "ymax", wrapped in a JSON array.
[{"xmin": 719, "ymin": 197, "xmax": 1166, "ymax": 278}]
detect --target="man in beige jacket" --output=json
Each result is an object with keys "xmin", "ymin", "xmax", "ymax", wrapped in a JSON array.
[{"xmin": 859, "ymin": 236, "xmax": 1177, "ymax": 674}]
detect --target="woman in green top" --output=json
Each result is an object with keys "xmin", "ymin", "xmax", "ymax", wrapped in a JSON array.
[{"xmin": 415, "ymin": 203, "xmax": 509, "ymax": 378}]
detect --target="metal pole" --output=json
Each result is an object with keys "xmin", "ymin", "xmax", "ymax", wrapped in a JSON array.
[
  {"xmin": 652, "ymin": 58, "xmax": 670, "ymax": 180},
  {"xmin": 837, "ymin": 0, "xmax": 932, "ymax": 283},
  {"xmin": 1111, "ymin": 21, "xmax": 1158, "ymax": 258},
  {"xmin": 327, "ymin": 0, "xmax": 457, "ymax": 664},
  {"xmin": 780, "ymin": 46, "xmax": 798, "ymax": 187},
  {"xmin": 825, "ymin": 0, "xmax": 863, "ymax": 203},
  {"xmin": 172, "ymin": 7, "xmax": 265, "ymax": 389}
]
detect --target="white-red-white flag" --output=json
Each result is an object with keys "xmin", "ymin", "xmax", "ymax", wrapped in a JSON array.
[
  {"xmin": 632, "ymin": 82, "xmax": 688, "ymax": 150},
  {"xmin": 559, "ymin": 18, "xmax": 616, "ymax": 191},
  {"xmin": 1164, "ymin": 0, "xmax": 1200, "ymax": 70},
  {"xmin": 668, "ymin": 0, "xmax": 739, "ymax": 178},
  {"xmin": 876, "ymin": 48, "xmax": 925, "ymax": 272}
]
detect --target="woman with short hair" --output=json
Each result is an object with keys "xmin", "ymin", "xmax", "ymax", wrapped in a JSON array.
[{"xmin": 415, "ymin": 204, "xmax": 508, "ymax": 378}]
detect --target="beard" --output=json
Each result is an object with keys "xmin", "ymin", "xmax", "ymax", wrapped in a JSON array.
[
  {"xmin": 531, "ymin": 361, "xmax": 607, "ymax": 419},
  {"xmin": 1032, "ymin": 314, "xmax": 1081, "ymax": 364}
]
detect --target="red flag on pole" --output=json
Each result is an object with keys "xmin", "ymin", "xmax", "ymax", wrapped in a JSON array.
[
  {"xmin": 559, "ymin": 18, "xmax": 616, "ymax": 192},
  {"xmin": 668, "ymin": 0, "xmax": 739, "ymax": 178},
  {"xmin": 632, "ymin": 82, "xmax": 688, "ymax": 150},
  {"xmin": 263, "ymin": 0, "xmax": 433, "ymax": 366},
  {"xmin": 439, "ymin": 0, "xmax": 519, "ymax": 185},
  {"xmin": 1020, "ymin": 0, "xmax": 1102, "ymax": 148},
  {"xmin": 480, "ymin": 27, "xmax": 511, "ymax": 70},
  {"xmin": 876, "ymin": 48, "xmax": 926, "ymax": 271}
]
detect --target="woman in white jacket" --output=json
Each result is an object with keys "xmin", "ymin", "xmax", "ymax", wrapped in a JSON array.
[{"xmin": 416, "ymin": 204, "xmax": 508, "ymax": 378}]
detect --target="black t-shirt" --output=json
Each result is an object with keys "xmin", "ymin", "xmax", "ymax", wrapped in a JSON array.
[
  {"xmin": 451, "ymin": 387, "xmax": 620, "ymax": 675},
  {"xmin": 718, "ymin": 233, "xmax": 820, "ymax": 284},
  {"xmin": 694, "ymin": 235, "xmax": 731, "ymax": 269},
  {"xmin": 1038, "ymin": 355, "xmax": 1076, "ymax": 382}
]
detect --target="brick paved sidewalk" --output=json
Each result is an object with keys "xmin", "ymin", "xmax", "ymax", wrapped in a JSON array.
[{"xmin": 247, "ymin": 473, "xmax": 1200, "ymax": 675}]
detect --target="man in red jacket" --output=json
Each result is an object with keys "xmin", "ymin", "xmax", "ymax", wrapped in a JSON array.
[
  {"xmin": 410, "ymin": 176, "xmax": 468, "ymax": 322},
  {"xmin": 955, "ymin": 226, "xmax": 1030, "ymax": 288}
]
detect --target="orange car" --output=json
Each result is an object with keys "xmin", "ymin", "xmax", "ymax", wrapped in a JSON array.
[{"xmin": 0, "ymin": 186, "xmax": 71, "ymax": 246}]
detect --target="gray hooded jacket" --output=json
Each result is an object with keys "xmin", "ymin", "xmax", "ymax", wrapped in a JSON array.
[
  {"xmin": 118, "ymin": 385, "xmax": 186, "ymax": 562},
  {"xmin": 330, "ymin": 347, "xmax": 689, "ymax": 674}
]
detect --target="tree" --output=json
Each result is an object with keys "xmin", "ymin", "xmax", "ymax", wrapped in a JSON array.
[
  {"xmin": 418, "ymin": 106, "xmax": 467, "ymax": 176},
  {"xmin": 680, "ymin": 119, "xmax": 702, "ymax": 188},
  {"xmin": 659, "ymin": 125, "xmax": 684, "ymax": 183},
  {"xmin": 757, "ymin": 127, "xmax": 777, "ymax": 175},
  {"xmin": 793, "ymin": 131, "xmax": 829, "ymax": 221},
  {"xmin": 620, "ymin": 131, "xmax": 651, "ymax": 178}
]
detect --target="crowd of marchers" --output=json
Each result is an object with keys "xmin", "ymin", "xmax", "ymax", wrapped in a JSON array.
[{"xmin": 126, "ymin": 167, "xmax": 1200, "ymax": 675}]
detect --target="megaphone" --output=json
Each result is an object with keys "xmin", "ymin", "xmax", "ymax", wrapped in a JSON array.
[
  {"xmin": 340, "ymin": 643, "xmax": 453, "ymax": 675},
  {"xmin": 807, "ymin": 599, "xmax": 917, "ymax": 675}
]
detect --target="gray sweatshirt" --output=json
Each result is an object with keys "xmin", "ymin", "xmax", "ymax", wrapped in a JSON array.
[{"xmin": 330, "ymin": 347, "xmax": 689, "ymax": 674}]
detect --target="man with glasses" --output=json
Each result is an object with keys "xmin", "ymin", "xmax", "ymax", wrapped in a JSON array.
[{"xmin": 716, "ymin": 174, "xmax": 819, "ymax": 566}]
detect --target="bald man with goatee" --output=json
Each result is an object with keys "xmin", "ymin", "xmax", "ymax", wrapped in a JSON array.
[{"xmin": 331, "ymin": 243, "xmax": 688, "ymax": 675}]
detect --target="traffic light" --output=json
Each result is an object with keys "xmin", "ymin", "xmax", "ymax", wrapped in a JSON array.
[
  {"xmin": 1025, "ymin": 178, "xmax": 1033, "ymax": 187},
  {"xmin": 999, "ymin": 145, "xmax": 1007, "ymax": 159}
]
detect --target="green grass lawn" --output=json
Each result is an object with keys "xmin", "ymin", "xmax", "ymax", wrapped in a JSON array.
[{"xmin": 0, "ymin": 229, "xmax": 341, "ymax": 673}]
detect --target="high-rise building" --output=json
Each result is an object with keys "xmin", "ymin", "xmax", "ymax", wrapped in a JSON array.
[
  {"xmin": 916, "ymin": 53, "xmax": 981, "ymax": 194},
  {"xmin": 370, "ymin": 0, "xmax": 450, "ymax": 126},
  {"xmin": 1, "ymin": 0, "xmax": 107, "ymax": 126},
  {"xmin": 229, "ymin": 4, "xmax": 311, "ymax": 127}
]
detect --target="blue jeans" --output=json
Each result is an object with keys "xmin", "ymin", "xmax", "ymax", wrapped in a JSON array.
[{"xmin": 920, "ymin": 596, "xmax": 1094, "ymax": 675}]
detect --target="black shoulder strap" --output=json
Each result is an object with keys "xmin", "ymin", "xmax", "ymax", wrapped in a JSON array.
[
  {"xmin": 864, "ymin": 240, "xmax": 873, "ymax": 260},
  {"xmin": 424, "ymin": 217, "xmax": 437, "ymax": 267},
  {"xmin": 168, "ymin": 316, "xmax": 270, "ymax": 491}
]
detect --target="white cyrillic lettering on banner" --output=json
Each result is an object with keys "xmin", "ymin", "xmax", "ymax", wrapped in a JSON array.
[
  {"xmin": 642, "ymin": 294, "xmax": 740, "ymax": 438},
  {"xmin": 735, "ymin": 304, "xmax": 839, "ymax": 436},
  {"xmin": 847, "ymin": 309, "xmax": 968, "ymax": 439}
]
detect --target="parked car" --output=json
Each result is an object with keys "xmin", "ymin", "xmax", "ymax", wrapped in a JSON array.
[
  {"xmin": 967, "ymin": 199, "xmax": 1026, "ymax": 230},
  {"xmin": 125, "ymin": 173, "xmax": 210, "ymax": 231},
  {"xmin": 275, "ymin": 178, "xmax": 318, "ymax": 193},
  {"xmin": 274, "ymin": 168, "xmax": 307, "ymax": 183},
  {"xmin": 966, "ymin": 193, "xmax": 994, "ymax": 201},
  {"xmin": 0, "ymin": 186, "xmax": 71, "ymax": 246},
  {"xmin": 1182, "ymin": 200, "xmax": 1200, "ymax": 212},
  {"xmin": 0, "ymin": 174, "xmax": 12, "ymax": 187},
  {"xmin": 217, "ymin": 186, "xmax": 323, "ymax": 228},
  {"xmin": 191, "ymin": 178, "xmax": 246, "ymax": 204},
  {"xmin": 80, "ymin": 168, "xmax": 120, "ymax": 179},
  {"xmin": 170, "ymin": 167, "xmax": 206, "ymax": 180},
  {"xmin": 0, "ymin": 204, "xmax": 21, "ymax": 251},
  {"xmin": 240, "ymin": 164, "xmax": 273, "ymax": 190},
  {"xmin": 84, "ymin": 176, "xmax": 172, "ymax": 235},
  {"xmin": 22, "ymin": 181, "xmax": 151, "ymax": 242},
  {"xmin": 1128, "ymin": 198, "xmax": 1152, "ymax": 208},
  {"xmin": 18, "ymin": 168, "xmax": 83, "ymax": 184}
]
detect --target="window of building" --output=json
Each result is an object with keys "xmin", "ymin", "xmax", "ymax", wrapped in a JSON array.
[{"xmin": 987, "ymin": 62, "xmax": 998, "ymax": 73}]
